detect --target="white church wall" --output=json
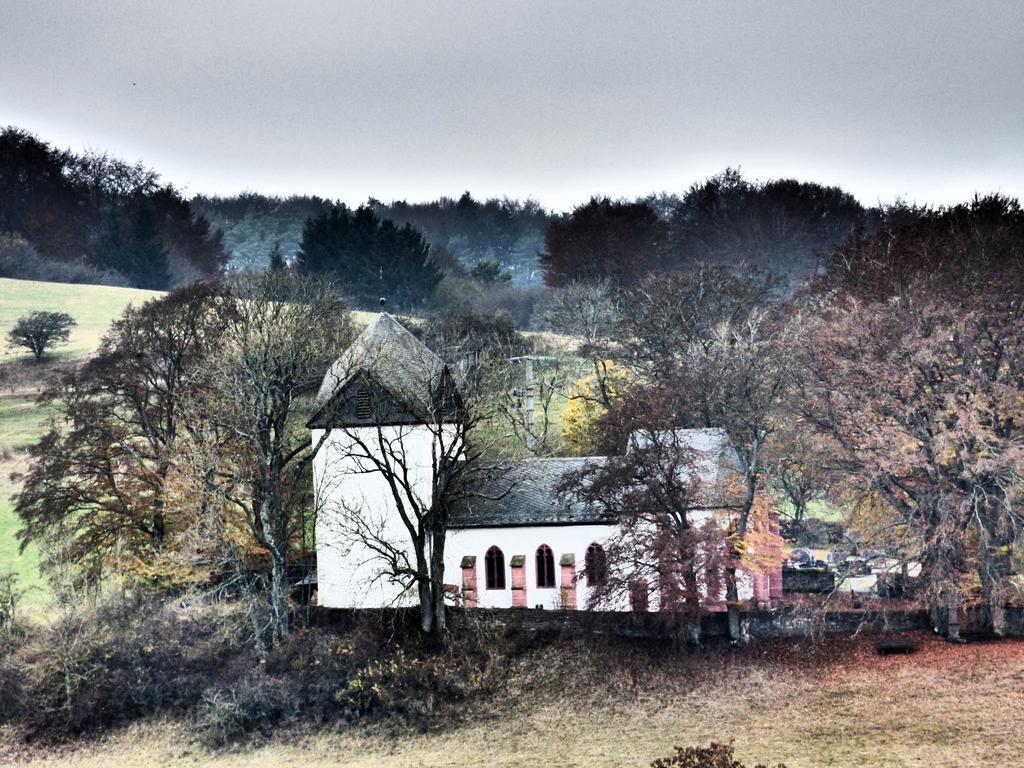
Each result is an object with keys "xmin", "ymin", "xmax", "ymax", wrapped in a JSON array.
[
  {"xmin": 445, "ymin": 523, "xmax": 620, "ymax": 610},
  {"xmin": 444, "ymin": 519, "xmax": 753, "ymax": 611},
  {"xmin": 313, "ymin": 424, "xmax": 458, "ymax": 609},
  {"xmin": 313, "ymin": 423, "xmax": 756, "ymax": 611}
]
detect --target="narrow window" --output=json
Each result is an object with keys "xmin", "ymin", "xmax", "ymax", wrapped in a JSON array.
[
  {"xmin": 585, "ymin": 542, "xmax": 607, "ymax": 586},
  {"xmin": 536, "ymin": 544, "xmax": 555, "ymax": 588},
  {"xmin": 355, "ymin": 388, "xmax": 372, "ymax": 419},
  {"xmin": 485, "ymin": 546, "xmax": 505, "ymax": 590}
]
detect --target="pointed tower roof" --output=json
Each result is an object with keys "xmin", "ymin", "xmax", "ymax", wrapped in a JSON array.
[{"xmin": 309, "ymin": 312, "xmax": 457, "ymax": 427}]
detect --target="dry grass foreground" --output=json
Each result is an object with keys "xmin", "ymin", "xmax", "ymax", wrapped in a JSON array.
[{"xmin": 3, "ymin": 631, "xmax": 1023, "ymax": 768}]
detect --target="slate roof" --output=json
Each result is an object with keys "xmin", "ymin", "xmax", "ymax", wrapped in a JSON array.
[
  {"xmin": 309, "ymin": 312, "xmax": 453, "ymax": 425},
  {"xmin": 450, "ymin": 428, "xmax": 741, "ymax": 529},
  {"xmin": 450, "ymin": 457, "xmax": 611, "ymax": 528}
]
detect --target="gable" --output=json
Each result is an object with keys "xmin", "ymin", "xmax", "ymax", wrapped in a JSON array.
[
  {"xmin": 308, "ymin": 311, "xmax": 462, "ymax": 428},
  {"xmin": 308, "ymin": 370, "xmax": 461, "ymax": 428}
]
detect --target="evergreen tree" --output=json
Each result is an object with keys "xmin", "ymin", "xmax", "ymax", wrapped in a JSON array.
[
  {"xmin": 97, "ymin": 201, "xmax": 170, "ymax": 289},
  {"xmin": 539, "ymin": 197, "xmax": 668, "ymax": 287},
  {"xmin": 296, "ymin": 204, "xmax": 442, "ymax": 310}
]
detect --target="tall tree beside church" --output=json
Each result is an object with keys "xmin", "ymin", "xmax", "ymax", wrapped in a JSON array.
[
  {"xmin": 794, "ymin": 195, "xmax": 1024, "ymax": 637},
  {"xmin": 613, "ymin": 265, "xmax": 790, "ymax": 643},
  {"xmin": 562, "ymin": 389, "xmax": 725, "ymax": 646},
  {"xmin": 539, "ymin": 197, "xmax": 669, "ymax": 287},
  {"xmin": 296, "ymin": 204, "xmax": 442, "ymax": 310},
  {"xmin": 15, "ymin": 283, "xmax": 234, "ymax": 585},
  {"xmin": 196, "ymin": 271, "xmax": 352, "ymax": 643},
  {"xmin": 314, "ymin": 316, "xmax": 510, "ymax": 642}
]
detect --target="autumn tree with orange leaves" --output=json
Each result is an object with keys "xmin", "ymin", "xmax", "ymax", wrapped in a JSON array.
[{"xmin": 795, "ymin": 195, "xmax": 1024, "ymax": 637}]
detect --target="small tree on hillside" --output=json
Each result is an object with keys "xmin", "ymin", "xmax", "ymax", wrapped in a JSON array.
[
  {"xmin": 6, "ymin": 310, "xmax": 76, "ymax": 361},
  {"xmin": 562, "ymin": 361, "xmax": 634, "ymax": 455}
]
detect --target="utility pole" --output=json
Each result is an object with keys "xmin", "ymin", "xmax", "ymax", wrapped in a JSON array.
[{"xmin": 510, "ymin": 355, "xmax": 556, "ymax": 451}]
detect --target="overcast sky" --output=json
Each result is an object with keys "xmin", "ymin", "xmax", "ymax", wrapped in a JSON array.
[{"xmin": 2, "ymin": 1, "xmax": 1022, "ymax": 212}]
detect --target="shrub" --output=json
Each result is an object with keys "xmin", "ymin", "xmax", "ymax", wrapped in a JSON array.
[
  {"xmin": 333, "ymin": 649, "xmax": 468, "ymax": 728},
  {"xmin": 9, "ymin": 595, "xmax": 235, "ymax": 737},
  {"xmin": 2, "ymin": 599, "xmax": 496, "ymax": 745},
  {"xmin": 782, "ymin": 518, "xmax": 844, "ymax": 547},
  {"xmin": 431, "ymin": 276, "xmax": 545, "ymax": 329},
  {"xmin": 195, "ymin": 677, "xmax": 299, "ymax": 748},
  {"xmin": 650, "ymin": 742, "xmax": 786, "ymax": 768},
  {"xmin": 0, "ymin": 572, "xmax": 21, "ymax": 641}
]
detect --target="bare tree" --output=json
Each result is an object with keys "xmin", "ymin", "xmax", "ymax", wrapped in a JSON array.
[
  {"xmin": 542, "ymin": 278, "xmax": 620, "ymax": 409},
  {"xmin": 197, "ymin": 271, "xmax": 351, "ymax": 643},
  {"xmin": 767, "ymin": 428, "xmax": 832, "ymax": 539},
  {"xmin": 615, "ymin": 267, "xmax": 790, "ymax": 643},
  {"xmin": 562, "ymin": 389, "xmax": 727, "ymax": 646}
]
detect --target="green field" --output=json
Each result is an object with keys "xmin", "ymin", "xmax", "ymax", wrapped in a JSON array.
[
  {"xmin": 0, "ymin": 395, "xmax": 53, "ymax": 604},
  {"xmin": 0, "ymin": 277, "xmax": 163, "ymax": 363},
  {"xmin": 1, "ymin": 278, "xmax": 164, "ymax": 605}
]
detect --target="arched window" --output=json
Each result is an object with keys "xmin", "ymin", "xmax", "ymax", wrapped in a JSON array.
[
  {"xmin": 585, "ymin": 542, "xmax": 607, "ymax": 586},
  {"xmin": 536, "ymin": 544, "xmax": 555, "ymax": 588},
  {"xmin": 485, "ymin": 546, "xmax": 505, "ymax": 590}
]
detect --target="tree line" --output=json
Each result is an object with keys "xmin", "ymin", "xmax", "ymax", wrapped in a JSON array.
[
  {"xmin": 539, "ymin": 168, "xmax": 867, "ymax": 288},
  {"xmin": 3, "ymin": 124, "xmax": 938, "ymax": 316},
  {"xmin": 0, "ymin": 127, "xmax": 227, "ymax": 289},
  {"xmin": 193, "ymin": 191, "xmax": 550, "ymax": 281}
]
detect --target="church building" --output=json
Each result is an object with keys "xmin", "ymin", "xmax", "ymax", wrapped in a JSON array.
[{"xmin": 309, "ymin": 311, "xmax": 781, "ymax": 613}]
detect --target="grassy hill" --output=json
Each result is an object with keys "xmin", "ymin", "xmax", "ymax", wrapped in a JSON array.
[
  {"xmin": 0, "ymin": 278, "xmax": 164, "ymax": 605},
  {"xmin": 0, "ymin": 278, "xmax": 164, "ymax": 364},
  {"xmin": 3, "ymin": 632, "xmax": 1023, "ymax": 767}
]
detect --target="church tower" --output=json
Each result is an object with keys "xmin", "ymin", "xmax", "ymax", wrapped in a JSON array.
[{"xmin": 308, "ymin": 311, "xmax": 462, "ymax": 608}]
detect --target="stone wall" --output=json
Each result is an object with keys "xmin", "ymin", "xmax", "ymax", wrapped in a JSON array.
[
  {"xmin": 308, "ymin": 605, "xmax": 1024, "ymax": 641},
  {"xmin": 781, "ymin": 567, "xmax": 835, "ymax": 594}
]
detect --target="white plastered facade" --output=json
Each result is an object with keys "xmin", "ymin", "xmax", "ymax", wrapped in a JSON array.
[{"xmin": 314, "ymin": 428, "xmax": 755, "ymax": 611}]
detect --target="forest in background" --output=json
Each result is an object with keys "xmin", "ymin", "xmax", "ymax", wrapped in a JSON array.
[{"xmin": 3, "ymin": 124, "xmax": 931, "ymax": 315}]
